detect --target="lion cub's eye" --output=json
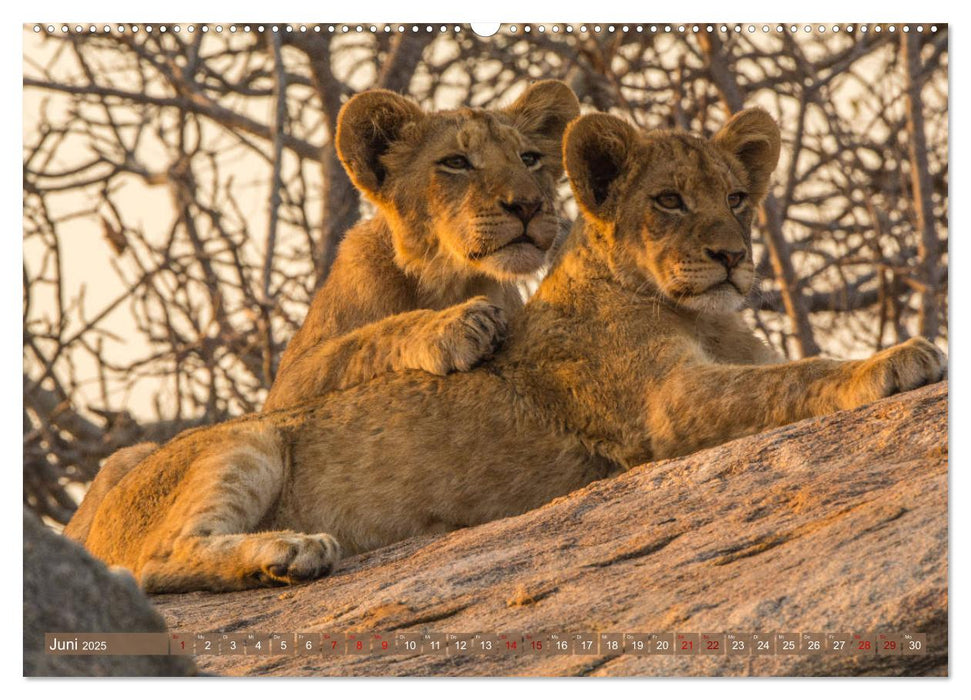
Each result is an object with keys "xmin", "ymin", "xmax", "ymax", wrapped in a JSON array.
[
  {"xmin": 654, "ymin": 192, "xmax": 685, "ymax": 211},
  {"xmin": 520, "ymin": 151, "xmax": 542, "ymax": 168},
  {"xmin": 727, "ymin": 191, "xmax": 747, "ymax": 209},
  {"xmin": 439, "ymin": 155, "xmax": 474, "ymax": 171}
]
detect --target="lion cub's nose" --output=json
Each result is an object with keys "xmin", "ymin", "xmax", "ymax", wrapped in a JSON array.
[
  {"xmin": 705, "ymin": 248, "xmax": 746, "ymax": 271},
  {"xmin": 501, "ymin": 199, "xmax": 542, "ymax": 225}
]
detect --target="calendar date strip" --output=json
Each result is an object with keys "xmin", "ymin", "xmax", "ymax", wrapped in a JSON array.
[{"xmin": 46, "ymin": 631, "xmax": 927, "ymax": 656}]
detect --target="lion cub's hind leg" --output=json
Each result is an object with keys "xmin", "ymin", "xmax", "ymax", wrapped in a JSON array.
[
  {"xmin": 137, "ymin": 427, "xmax": 341, "ymax": 593},
  {"xmin": 64, "ymin": 441, "xmax": 159, "ymax": 544}
]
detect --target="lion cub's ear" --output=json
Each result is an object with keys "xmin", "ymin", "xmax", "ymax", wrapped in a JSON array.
[
  {"xmin": 336, "ymin": 90, "xmax": 424, "ymax": 198},
  {"xmin": 711, "ymin": 108, "xmax": 782, "ymax": 202},
  {"xmin": 564, "ymin": 113, "xmax": 639, "ymax": 222},
  {"xmin": 505, "ymin": 80, "xmax": 581, "ymax": 176}
]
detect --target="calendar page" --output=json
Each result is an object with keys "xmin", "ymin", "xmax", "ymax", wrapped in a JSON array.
[{"xmin": 22, "ymin": 19, "xmax": 949, "ymax": 679}]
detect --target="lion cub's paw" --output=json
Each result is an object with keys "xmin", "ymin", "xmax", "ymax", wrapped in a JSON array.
[
  {"xmin": 247, "ymin": 532, "xmax": 342, "ymax": 587},
  {"xmin": 427, "ymin": 297, "xmax": 508, "ymax": 374},
  {"xmin": 848, "ymin": 337, "xmax": 946, "ymax": 407}
]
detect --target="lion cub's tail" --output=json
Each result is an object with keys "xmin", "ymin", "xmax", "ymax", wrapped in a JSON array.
[{"xmin": 62, "ymin": 442, "xmax": 159, "ymax": 545}]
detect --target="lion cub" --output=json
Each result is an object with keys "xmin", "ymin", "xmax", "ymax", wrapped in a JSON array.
[
  {"xmin": 263, "ymin": 80, "xmax": 580, "ymax": 410},
  {"xmin": 73, "ymin": 108, "xmax": 945, "ymax": 593},
  {"xmin": 64, "ymin": 81, "xmax": 579, "ymax": 544}
]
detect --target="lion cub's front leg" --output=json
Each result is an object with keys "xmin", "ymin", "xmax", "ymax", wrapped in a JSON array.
[
  {"xmin": 652, "ymin": 337, "xmax": 946, "ymax": 459},
  {"xmin": 264, "ymin": 297, "xmax": 507, "ymax": 409},
  {"xmin": 407, "ymin": 296, "xmax": 508, "ymax": 375},
  {"xmin": 836, "ymin": 337, "xmax": 946, "ymax": 410}
]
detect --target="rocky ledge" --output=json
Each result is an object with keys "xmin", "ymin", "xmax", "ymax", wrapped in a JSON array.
[{"xmin": 150, "ymin": 381, "xmax": 948, "ymax": 677}]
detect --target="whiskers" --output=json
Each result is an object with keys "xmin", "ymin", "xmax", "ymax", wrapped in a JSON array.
[
  {"xmin": 671, "ymin": 285, "xmax": 707, "ymax": 314},
  {"xmin": 628, "ymin": 279, "xmax": 669, "ymax": 321},
  {"xmin": 745, "ymin": 270, "xmax": 769, "ymax": 311},
  {"xmin": 464, "ymin": 214, "xmax": 520, "ymax": 259}
]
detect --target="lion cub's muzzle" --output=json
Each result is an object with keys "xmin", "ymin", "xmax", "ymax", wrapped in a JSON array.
[
  {"xmin": 468, "ymin": 204, "xmax": 556, "ymax": 260},
  {"xmin": 667, "ymin": 249, "xmax": 755, "ymax": 310},
  {"xmin": 704, "ymin": 247, "xmax": 753, "ymax": 294},
  {"xmin": 681, "ymin": 259, "xmax": 754, "ymax": 309}
]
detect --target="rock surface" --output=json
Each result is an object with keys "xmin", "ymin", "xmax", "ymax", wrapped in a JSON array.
[
  {"xmin": 151, "ymin": 382, "xmax": 948, "ymax": 676},
  {"xmin": 23, "ymin": 509, "xmax": 196, "ymax": 676}
]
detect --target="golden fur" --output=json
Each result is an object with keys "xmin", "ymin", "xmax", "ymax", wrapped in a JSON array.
[{"xmin": 72, "ymin": 108, "xmax": 945, "ymax": 593}]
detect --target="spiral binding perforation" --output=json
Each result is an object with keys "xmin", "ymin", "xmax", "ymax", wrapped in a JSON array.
[{"xmin": 31, "ymin": 23, "xmax": 941, "ymax": 36}]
